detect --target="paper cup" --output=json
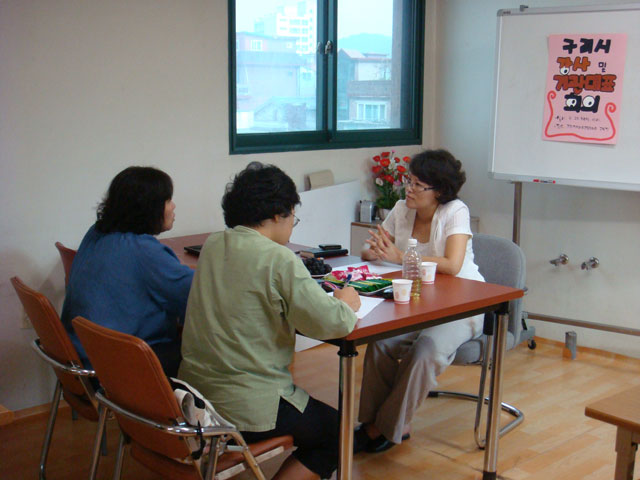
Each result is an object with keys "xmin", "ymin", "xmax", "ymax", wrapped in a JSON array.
[
  {"xmin": 420, "ymin": 262, "xmax": 437, "ymax": 283},
  {"xmin": 392, "ymin": 279, "xmax": 413, "ymax": 303}
]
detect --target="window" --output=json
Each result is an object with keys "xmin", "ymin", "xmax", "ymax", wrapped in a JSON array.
[
  {"xmin": 356, "ymin": 102, "xmax": 387, "ymax": 122},
  {"xmin": 229, "ymin": 0, "xmax": 424, "ymax": 153},
  {"xmin": 250, "ymin": 39, "xmax": 263, "ymax": 51}
]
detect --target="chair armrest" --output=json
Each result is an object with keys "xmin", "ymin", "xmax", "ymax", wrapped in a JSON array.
[
  {"xmin": 32, "ymin": 340, "xmax": 96, "ymax": 377},
  {"xmin": 95, "ymin": 391, "xmax": 241, "ymax": 439}
]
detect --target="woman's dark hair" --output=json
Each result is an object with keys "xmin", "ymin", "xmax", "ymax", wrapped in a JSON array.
[
  {"xmin": 222, "ymin": 162, "xmax": 300, "ymax": 228},
  {"xmin": 95, "ymin": 166, "xmax": 173, "ymax": 235},
  {"xmin": 409, "ymin": 149, "xmax": 466, "ymax": 204}
]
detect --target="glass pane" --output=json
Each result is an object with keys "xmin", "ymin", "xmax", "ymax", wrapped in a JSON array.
[
  {"xmin": 235, "ymin": 0, "xmax": 318, "ymax": 133},
  {"xmin": 337, "ymin": 0, "xmax": 401, "ymax": 130}
]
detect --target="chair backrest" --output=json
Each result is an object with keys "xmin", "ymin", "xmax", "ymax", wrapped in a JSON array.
[
  {"xmin": 472, "ymin": 234, "xmax": 526, "ymax": 343},
  {"xmin": 54, "ymin": 242, "xmax": 77, "ymax": 287},
  {"xmin": 10, "ymin": 276, "xmax": 87, "ymax": 397},
  {"xmin": 72, "ymin": 316, "xmax": 192, "ymax": 460}
]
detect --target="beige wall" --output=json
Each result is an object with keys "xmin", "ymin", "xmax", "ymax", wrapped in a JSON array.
[{"xmin": 0, "ymin": 1, "xmax": 436, "ymax": 410}]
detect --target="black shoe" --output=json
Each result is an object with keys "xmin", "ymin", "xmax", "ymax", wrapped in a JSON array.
[
  {"xmin": 353, "ymin": 425, "xmax": 370, "ymax": 454},
  {"xmin": 365, "ymin": 433, "xmax": 411, "ymax": 454}
]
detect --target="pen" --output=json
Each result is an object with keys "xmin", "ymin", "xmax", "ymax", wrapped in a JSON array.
[
  {"xmin": 343, "ymin": 274, "xmax": 352, "ymax": 288},
  {"xmin": 322, "ymin": 281, "xmax": 339, "ymax": 291}
]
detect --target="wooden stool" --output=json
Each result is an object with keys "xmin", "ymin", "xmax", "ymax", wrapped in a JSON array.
[{"xmin": 585, "ymin": 385, "xmax": 640, "ymax": 480}]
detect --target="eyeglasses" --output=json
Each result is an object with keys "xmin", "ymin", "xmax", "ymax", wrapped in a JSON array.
[
  {"xmin": 293, "ymin": 215, "xmax": 300, "ymax": 227},
  {"xmin": 402, "ymin": 177, "xmax": 436, "ymax": 193}
]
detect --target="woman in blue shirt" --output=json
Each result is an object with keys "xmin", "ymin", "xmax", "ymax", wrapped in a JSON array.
[{"xmin": 61, "ymin": 166, "xmax": 194, "ymax": 377}]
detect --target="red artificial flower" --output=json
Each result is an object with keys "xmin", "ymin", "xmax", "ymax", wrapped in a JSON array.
[
  {"xmin": 372, "ymin": 165, "xmax": 382, "ymax": 174},
  {"xmin": 397, "ymin": 165, "xmax": 407, "ymax": 173},
  {"xmin": 381, "ymin": 151, "xmax": 390, "ymax": 158},
  {"xmin": 394, "ymin": 157, "xmax": 400, "ymax": 163},
  {"xmin": 373, "ymin": 155, "xmax": 381, "ymax": 162},
  {"xmin": 403, "ymin": 156, "xmax": 411, "ymax": 163},
  {"xmin": 380, "ymin": 157, "xmax": 390, "ymax": 167},
  {"xmin": 385, "ymin": 174, "xmax": 394, "ymax": 183}
]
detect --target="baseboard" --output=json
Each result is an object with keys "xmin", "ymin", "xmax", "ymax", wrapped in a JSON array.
[
  {"xmin": 0, "ymin": 404, "xmax": 15, "ymax": 426},
  {"xmin": 10, "ymin": 399, "xmax": 70, "ymax": 425},
  {"xmin": 526, "ymin": 336, "xmax": 638, "ymax": 362}
]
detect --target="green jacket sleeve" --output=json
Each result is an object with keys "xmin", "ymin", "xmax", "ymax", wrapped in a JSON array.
[{"xmin": 277, "ymin": 249, "xmax": 357, "ymax": 340}]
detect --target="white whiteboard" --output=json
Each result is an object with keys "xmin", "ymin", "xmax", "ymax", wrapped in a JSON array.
[{"xmin": 489, "ymin": 4, "xmax": 640, "ymax": 191}]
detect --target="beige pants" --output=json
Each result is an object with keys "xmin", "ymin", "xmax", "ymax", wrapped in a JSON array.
[{"xmin": 358, "ymin": 315, "xmax": 481, "ymax": 444}]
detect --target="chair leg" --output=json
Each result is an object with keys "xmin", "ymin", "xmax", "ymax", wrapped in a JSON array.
[
  {"xmin": 203, "ymin": 437, "xmax": 221, "ymax": 480},
  {"xmin": 474, "ymin": 334, "xmax": 493, "ymax": 449},
  {"xmin": 71, "ymin": 408, "xmax": 78, "ymax": 420},
  {"xmin": 88, "ymin": 404, "xmax": 109, "ymax": 480},
  {"xmin": 101, "ymin": 429, "xmax": 108, "ymax": 456},
  {"xmin": 233, "ymin": 434, "xmax": 266, "ymax": 480},
  {"xmin": 39, "ymin": 380, "xmax": 63, "ymax": 480},
  {"xmin": 428, "ymin": 334, "xmax": 525, "ymax": 449},
  {"xmin": 112, "ymin": 432, "xmax": 127, "ymax": 480},
  {"xmin": 242, "ymin": 449, "xmax": 266, "ymax": 480},
  {"xmin": 475, "ymin": 332, "xmax": 525, "ymax": 448}
]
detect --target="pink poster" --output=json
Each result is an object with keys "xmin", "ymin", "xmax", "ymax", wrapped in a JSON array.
[{"xmin": 542, "ymin": 33, "xmax": 627, "ymax": 144}]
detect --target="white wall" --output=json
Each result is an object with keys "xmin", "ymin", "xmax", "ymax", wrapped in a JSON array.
[
  {"xmin": 0, "ymin": 1, "xmax": 434, "ymax": 410},
  {"xmin": 436, "ymin": 0, "xmax": 640, "ymax": 359}
]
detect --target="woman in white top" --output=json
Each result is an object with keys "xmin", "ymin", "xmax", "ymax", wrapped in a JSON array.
[{"xmin": 357, "ymin": 149, "xmax": 485, "ymax": 454}]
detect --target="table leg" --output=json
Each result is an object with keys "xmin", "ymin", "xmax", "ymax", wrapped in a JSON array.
[
  {"xmin": 483, "ymin": 310, "xmax": 508, "ymax": 480},
  {"xmin": 614, "ymin": 428, "xmax": 637, "ymax": 480},
  {"xmin": 337, "ymin": 342, "xmax": 357, "ymax": 480}
]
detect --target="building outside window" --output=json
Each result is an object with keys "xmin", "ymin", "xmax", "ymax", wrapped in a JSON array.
[
  {"xmin": 356, "ymin": 102, "xmax": 387, "ymax": 122},
  {"xmin": 230, "ymin": 0, "xmax": 424, "ymax": 153}
]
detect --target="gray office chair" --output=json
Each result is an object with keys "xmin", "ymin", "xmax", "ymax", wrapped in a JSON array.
[{"xmin": 428, "ymin": 233, "xmax": 534, "ymax": 448}]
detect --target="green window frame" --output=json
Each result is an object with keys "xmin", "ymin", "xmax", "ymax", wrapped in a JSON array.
[{"xmin": 228, "ymin": 0, "xmax": 425, "ymax": 154}]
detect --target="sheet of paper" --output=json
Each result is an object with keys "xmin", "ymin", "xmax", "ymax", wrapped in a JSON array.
[
  {"xmin": 332, "ymin": 260, "xmax": 400, "ymax": 276},
  {"xmin": 329, "ymin": 292, "xmax": 385, "ymax": 319}
]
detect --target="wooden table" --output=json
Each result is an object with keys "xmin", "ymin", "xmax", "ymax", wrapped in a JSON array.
[
  {"xmin": 585, "ymin": 385, "xmax": 640, "ymax": 480},
  {"xmin": 159, "ymin": 232, "xmax": 309, "ymax": 269},
  {"xmin": 328, "ymin": 266, "xmax": 522, "ymax": 480},
  {"xmin": 159, "ymin": 232, "xmax": 210, "ymax": 268},
  {"xmin": 160, "ymin": 233, "xmax": 524, "ymax": 480}
]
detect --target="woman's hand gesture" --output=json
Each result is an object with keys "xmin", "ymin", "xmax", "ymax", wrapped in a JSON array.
[{"xmin": 365, "ymin": 225, "xmax": 403, "ymax": 264}]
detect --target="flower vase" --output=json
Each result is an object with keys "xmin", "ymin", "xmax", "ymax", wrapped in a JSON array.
[{"xmin": 378, "ymin": 208, "xmax": 391, "ymax": 220}]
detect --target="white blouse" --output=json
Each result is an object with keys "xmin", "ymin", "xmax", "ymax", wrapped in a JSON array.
[{"xmin": 381, "ymin": 199, "xmax": 484, "ymax": 282}]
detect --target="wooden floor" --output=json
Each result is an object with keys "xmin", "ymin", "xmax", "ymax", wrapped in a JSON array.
[{"xmin": 1, "ymin": 339, "xmax": 639, "ymax": 479}]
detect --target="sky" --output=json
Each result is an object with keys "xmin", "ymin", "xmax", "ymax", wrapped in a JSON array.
[{"xmin": 235, "ymin": 0, "xmax": 393, "ymax": 38}]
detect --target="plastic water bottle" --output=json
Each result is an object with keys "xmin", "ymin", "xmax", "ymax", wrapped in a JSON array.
[{"xmin": 402, "ymin": 238, "xmax": 422, "ymax": 298}]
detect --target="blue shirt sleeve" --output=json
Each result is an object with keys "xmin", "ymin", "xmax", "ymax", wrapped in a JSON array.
[{"xmin": 134, "ymin": 235, "xmax": 195, "ymax": 320}]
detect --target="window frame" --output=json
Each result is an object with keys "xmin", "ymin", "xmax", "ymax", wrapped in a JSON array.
[{"xmin": 228, "ymin": 0, "xmax": 425, "ymax": 154}]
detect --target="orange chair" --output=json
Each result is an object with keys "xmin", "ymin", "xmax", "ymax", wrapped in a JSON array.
[
  {"xmin": 54, "ymin": 241, "xmax": 76, "ymax": 286},
  {"xmin": 10, "ymin": 277, "xmax": 100, "ymax": 480},
  {"xmin": 72, "ymin": 316, "xmax": 293, "ymax": 480}
]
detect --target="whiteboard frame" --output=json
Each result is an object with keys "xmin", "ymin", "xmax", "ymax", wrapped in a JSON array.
[{"xmin": 489, "ymin": 3, "xmax": 640, "ymax": 192}]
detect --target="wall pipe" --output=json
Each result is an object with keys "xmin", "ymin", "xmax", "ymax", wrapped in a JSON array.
[{"xmin": 524, "ymin": 312, "xmax": 640, "ymax": 337}]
